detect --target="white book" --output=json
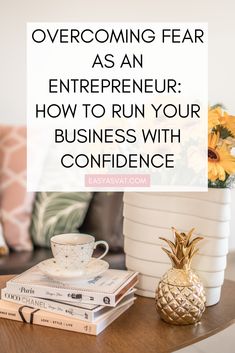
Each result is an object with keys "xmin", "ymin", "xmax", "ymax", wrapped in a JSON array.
[
  {"xmin": 0, "ymin": 298, "xmax": 135, "ymax": 335},
  {"xmin": 6, "ymin": 265, "xmax": 138, "ymax": 306},
  {"xmin": 1, "ymin": 288, "xmax": 136, "ymax": 322}
]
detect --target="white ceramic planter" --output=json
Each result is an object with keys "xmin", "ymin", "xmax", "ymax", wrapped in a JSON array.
[{"xmin": 123, "ymin": 189, "xmax": 231, "ymax": 306}]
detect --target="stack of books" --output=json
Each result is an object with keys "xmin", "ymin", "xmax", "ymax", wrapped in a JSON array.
[{"xmin": 0, "ymin": 265, "xmax": 138, "ymax": 335}]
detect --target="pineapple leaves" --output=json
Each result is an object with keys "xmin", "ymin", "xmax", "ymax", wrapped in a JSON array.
[
  {"xmin": 187, "ymin": 237, "xmax": 203, "ymax": 262},
  {"xmin": 161, "ymin": 247, "xmax": 180, "ymax": 267},
  {"xmin": 185, "ymin": 228, "xmax": 195, "ymax": 246},
  {"xmin": 159, "ymin": 228, "xmax": 203, "ymax": 270},
  {"xmin": 189, "ymin": 248, "xmax": 199, "ymax": 262},
  {"xmin": 159, "ymin": 237, "xmax": 176, "ymax": 255},
  {"xmin": 172, "ymin": 227, "xmax": 184, "ymax": 243},
  {"xmin": 189, "ymin": 236, "xmax": 204, "ymax": 246}
]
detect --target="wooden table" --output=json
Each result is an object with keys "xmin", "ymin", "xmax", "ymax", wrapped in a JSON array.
[{"xmin": 0, "ymin": 275, "xmax": 234, "ymax": 353}]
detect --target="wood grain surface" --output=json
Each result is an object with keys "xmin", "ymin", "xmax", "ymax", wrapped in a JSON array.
[{"xmin": 0, "ymin": 275, "xmax": 234, "ymax": 353}]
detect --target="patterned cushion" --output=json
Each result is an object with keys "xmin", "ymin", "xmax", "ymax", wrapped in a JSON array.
[
  {"xmin": 0, "ymin": 221, "xmax": 9, "ymax": 255},
  {"xmin": 30, "ymin": 192, "xmax": 93, "ymax": 247},
  {"xmin": 0, "ymin": 125, "xmax": 34, "ymax": 251}
]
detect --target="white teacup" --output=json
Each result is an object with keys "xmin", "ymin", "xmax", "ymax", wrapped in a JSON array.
[{"xmin": 50, "ymin": 233, "xmax": 109, "ymax": 273}]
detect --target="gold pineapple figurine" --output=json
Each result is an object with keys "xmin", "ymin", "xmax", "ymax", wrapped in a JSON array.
[{"xmin": 156, "ymin": 227, "xmax": 206, "ymax": 325}]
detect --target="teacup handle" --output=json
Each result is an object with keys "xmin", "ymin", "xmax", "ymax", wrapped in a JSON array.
[{"xmin": 93, "ymin": 241, "xmax": 109, "ymax": 261}]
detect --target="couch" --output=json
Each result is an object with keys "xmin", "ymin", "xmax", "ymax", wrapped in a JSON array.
[{"xmin": 0, "ymin": 192, "xmax": 125, "ymax": 275}]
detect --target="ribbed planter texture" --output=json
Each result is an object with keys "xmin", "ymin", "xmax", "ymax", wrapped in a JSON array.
[{"xmin": 123, "ymin": 190, "xmax": 231, "ymax": 306}]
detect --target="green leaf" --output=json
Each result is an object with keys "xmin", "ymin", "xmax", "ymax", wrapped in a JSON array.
[
  {"xmin": 218, "ymin": 127, "xmax": 234, "ymax": 139},
  {"xmin": 30, "ymin": 192, "xmax": 93, "ymax": 247}
]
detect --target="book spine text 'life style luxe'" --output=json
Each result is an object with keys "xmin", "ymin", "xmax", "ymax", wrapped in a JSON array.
[{"xmin": 0, "ymin": 300, "xmax": 134, "ymax": 335}]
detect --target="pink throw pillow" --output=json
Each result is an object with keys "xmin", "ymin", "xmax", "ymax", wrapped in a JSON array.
[{"xmin": 0, "ymin": 125, "xmax": 34, "ymax": 251}]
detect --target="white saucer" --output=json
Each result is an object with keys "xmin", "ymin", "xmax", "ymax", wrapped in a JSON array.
[{"xmin": 38, "ymin": 258, "xmax": 109, "ymax": 283}]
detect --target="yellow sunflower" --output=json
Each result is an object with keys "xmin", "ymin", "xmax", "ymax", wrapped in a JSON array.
[
  {"xmin": 218, "ymin": 111, "xmax": 235, "ymax": 137},
  {"xmin": 208, "ymin": 132, "xmax": 235, "ymax": 181},
  {"xmin": 208, "ymin": 107, "xmax": 221, "ymax": 130}
]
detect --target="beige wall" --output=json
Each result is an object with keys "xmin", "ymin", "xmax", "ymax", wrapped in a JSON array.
[{"xmin": 1, "ymin": 0, "xmax": 235, "ymax": 249}]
